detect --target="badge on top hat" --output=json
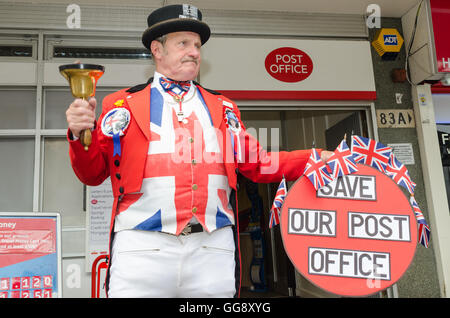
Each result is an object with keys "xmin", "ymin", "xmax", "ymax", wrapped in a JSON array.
[{"xmin": 142, "ymin": 4, "xmax": 211, "ymax": 49}]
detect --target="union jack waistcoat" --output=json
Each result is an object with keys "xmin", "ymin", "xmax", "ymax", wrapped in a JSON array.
[{"xmin": 115, "ymin": 80, "xmax": 235, "ymax": 235}]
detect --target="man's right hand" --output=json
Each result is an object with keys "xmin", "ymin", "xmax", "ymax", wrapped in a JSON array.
[{"xmin": 66, "ymin": 97, "xmax": 97, "ymax": 138}]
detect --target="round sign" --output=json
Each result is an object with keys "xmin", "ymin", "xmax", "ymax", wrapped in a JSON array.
[
  {"xmin": 264, "ymin": 47, "xmax": 313, "ymax": 83},
  {"xmin": 281, "ymin": 164, "xmax": 417, "ymax": 296}
]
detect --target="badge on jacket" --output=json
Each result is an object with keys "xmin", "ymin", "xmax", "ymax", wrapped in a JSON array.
[
  {"xmin": 101, "ymin": 107, "xmax": 131, "ymax": 157},
  {"xmin": 223, "ymin": 100, "xmax": 242, "ymax": 162}
]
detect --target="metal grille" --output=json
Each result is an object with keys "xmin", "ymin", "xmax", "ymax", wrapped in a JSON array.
[
  {"xmin": 53, "ymin": 46, "xmax": 150, "ymax": 59},
  {"xmin": 0, "ymin": 45, "xmax": 32, "ymax": 57},
  {"xmin": 0, "ymin": 2, "xmax": 368, "ymax": 38}
]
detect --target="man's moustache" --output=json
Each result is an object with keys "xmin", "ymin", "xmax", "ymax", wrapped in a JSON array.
[{"xmin": 182, "ymin": 59, "xmax": 198, "ymax": 64}]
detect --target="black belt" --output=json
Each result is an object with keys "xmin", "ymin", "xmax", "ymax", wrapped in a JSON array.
[{"xmin": 180, "ymin": 223, "xmax": 204, "ymax": 236}]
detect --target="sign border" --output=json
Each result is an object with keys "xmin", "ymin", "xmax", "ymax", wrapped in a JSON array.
[
  {"xmin": 307, "ymin": 246, "xmax": 392, "ymax": 281},
  {"xmin": 347, "ymin": 211, "xmax": 412, "ymax": 242},
  {"xmin": 316, "ymin": 174, "xmax": 377, "ymax": 202},
  {"xmin": 287, "ymin": 208, "xmax": 337, "ymax": 237}
]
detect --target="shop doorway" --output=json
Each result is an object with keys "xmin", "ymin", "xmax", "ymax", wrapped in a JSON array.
[{"xmin": 237, "ymin": 108, "xmax": 370, "ymax": 298}]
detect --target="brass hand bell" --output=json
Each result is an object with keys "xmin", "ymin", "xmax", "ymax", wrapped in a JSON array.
[{"xmin": 59, "ymin": 63, "xmax": 105, "ymax": 151}]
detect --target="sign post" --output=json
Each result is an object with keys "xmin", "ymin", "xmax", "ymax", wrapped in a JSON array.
[{"xmin": 281, "ymin": 164, "xmax": 417, "ymax": 296}]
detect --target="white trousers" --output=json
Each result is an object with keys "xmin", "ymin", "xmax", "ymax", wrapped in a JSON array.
[{"xmin": 108, "ymin": 226, "xmax": 236, "ymax": 298}]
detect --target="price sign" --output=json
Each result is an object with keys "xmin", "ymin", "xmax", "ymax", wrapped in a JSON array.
[
  {"xmin": 281, "ymin": 164, "xmax": 417, "ymax": 296},
  {"xmin": 0, "ymin": 213, "xmax": 61, "ymax": 298}
]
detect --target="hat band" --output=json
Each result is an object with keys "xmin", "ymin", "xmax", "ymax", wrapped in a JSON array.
[{"xmin": 145, "ymin": 17, "xmax": 209, "ymax": 34}]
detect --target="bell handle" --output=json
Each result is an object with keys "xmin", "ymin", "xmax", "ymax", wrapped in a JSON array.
[
  {"xmin": 79, "ymin": 96, "xmax": 93, "ymax": 151},
  {"xmin": 80, "ymin": 129, "xmax": 92, "ymax": 151}
]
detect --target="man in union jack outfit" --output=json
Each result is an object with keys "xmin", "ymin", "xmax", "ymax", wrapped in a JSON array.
[{"xmin": 65, "ymin": 4, "xmax": 332, "ymax": 298}]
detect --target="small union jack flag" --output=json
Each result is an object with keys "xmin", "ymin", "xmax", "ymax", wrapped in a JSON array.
[
  {"xmin": 351, "ymin": 135, "xmax": 392, "ymax": 172},
  {"xmin": 410, "ymin": 195, "xmax": 431, "ymax": 248},
  {"xmin": 304, "ymin": 149, "xmax": 334, "ymax": 190},
  {"xmin": 327, "ymin": 139, "xmax": 358, "ymax": 178},
  {"xmin": 386, "ymin": 153, "xmax": 416, "ymax": 194},
  {"xmin": 269, "ymin": 177, "xmax": 287, "ymax": 228}
]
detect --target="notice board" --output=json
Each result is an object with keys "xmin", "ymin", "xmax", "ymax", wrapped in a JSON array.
[
  {"xmin": 0, "ymin": 212, "xmax": 62, "ymax": 298},
  {"xmin": 86, "ymin": 178, "xmax": 113, "ymax": 272}
]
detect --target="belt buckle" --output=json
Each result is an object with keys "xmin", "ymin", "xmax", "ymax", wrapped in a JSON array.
[{"xmin": 181, "ymin": 224, "xmax": 192, "ymax": 236}]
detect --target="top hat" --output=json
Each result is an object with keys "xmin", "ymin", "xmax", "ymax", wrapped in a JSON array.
[{"xmin": 142, "ymin": 4, "xmax": 211, "ymax": 50}]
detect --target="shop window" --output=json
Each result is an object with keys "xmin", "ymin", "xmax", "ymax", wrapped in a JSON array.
[
  {"xmin": 0, "ymin": 89, "xmax": 36, "ymax": 129},
  {"xmin": 43, "ymin": 89, "xmax": 114, "ymax": 129},
  {"xmin": 0, "ymin": 138, "xmax": 34, "ymax": 212},
  {"xmin": 0, "ymin": 45, "xmax": 33, "ymax": 57},
  {"xmin": 41, "ymin": 138, "xmax": 84, "ymax": 227},
  {"xmin": 42, "ymin": 138, "xmax": 86, "ymax": 257}
]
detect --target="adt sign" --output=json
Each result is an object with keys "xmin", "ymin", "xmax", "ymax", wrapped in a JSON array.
[{"xmin": 383, "ymin": 35, "xmax": 398, "ymax": 46}]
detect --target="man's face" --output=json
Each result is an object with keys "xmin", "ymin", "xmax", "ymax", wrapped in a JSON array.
[{"xmin": 151, "ymin": 31, "xmax": 202, "ymax": 81}]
